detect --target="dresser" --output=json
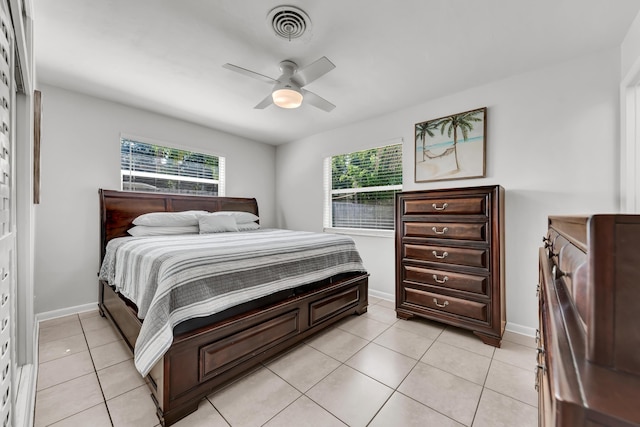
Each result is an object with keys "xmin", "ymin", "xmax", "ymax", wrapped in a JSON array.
[
  {"xmin": 538, "ymin": 215, "xmax": 640, "ymax": 426},
  {"xmin": 395, "ymin": 185, "xmax": 505, "ymax": 346}
]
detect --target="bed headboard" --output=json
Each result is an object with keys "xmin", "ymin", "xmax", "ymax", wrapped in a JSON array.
[{"xmin": 99, "ymin": 189, "xmax": 259, "ymax": 260}]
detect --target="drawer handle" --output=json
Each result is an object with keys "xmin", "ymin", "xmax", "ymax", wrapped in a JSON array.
[
  {"xmin": 433, "ymin": 298, "xmax": 449, "ymax": 308},
  {"xmin": 431, "ymin": 226, "xmax": 448, "ymax": 235},
  {"xmin": 432, "ymin": 203, "xmax": 448, "ymax": 211},
  {"xmin": 432, "ymin": 250, "xmax": 448, "ymax": 259},
  {"xmin": 432, "ymin": 274, "xmax": 449, "ymax": 284}
]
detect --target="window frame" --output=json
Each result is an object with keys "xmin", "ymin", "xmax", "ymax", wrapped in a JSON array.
[
  {"xmin": 323, "ymin": 139, "xmax": 403, "ymax": 237},
  {"xmin": 119, "ymin": 133, "xmax": 226, "ymax": 197}
]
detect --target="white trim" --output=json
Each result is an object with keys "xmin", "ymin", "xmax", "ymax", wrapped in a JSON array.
[
  {"xmin": 505, "ymin": 322, "xmax": 536, "ymax": 337},
  {"xmin": 368, "ymin": 289, "xmax": 394, "ymax": 302},
  {"xmin": 35, "ymin": 302, "xmax": 99, "ymax": 323},
  {"xmin": 323, "ymin": 157, "xmax": 332, "ymax": 229},
  {"xmin": 14, "ymin": 365, "xmax": 35, "ymax": 427},
  {"xmin": 331, "ymin": 184, "xmax": 403, "ymax": 195},
  {"xmin": 121, "ymin": 170, "xmax": 220, "ymax": 185},
  {"xmin": 323, "ymin": 137, "xmax": 405, "ymax": 159},
  {"xmin": 324, "ymin": 227, "xmax": 394, "ymax": 238},
  {"xmin": 620, "ymin": 55, "xmax": 640, "ymax": 213},
  {"xmin": 14, "ymin": 314, "xmax": 37, "ymax": 427},
  {"xmin": 119, "ymin": 132, "xmax": 226, "ymax": 159},
  {"xmin": 8, "ymin": 0, "xmax": 32, "ymax": 93},
  {"xmin": 362, "ymin": 288, "xmax": 536, "ymax": 342}
]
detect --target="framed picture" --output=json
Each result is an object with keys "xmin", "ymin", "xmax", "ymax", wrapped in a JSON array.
[
  {"xmin": 34, "ymin": 90, "xmax": 41, "ymax": 204},
  {"xmin": 414, "ymin": 107, "xmax": 486, "ymax": 182}
]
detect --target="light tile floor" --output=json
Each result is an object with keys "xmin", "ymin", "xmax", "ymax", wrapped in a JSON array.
[{"xmin": 33, "ymin": 297, "xmax": 538, "ymax": 427}]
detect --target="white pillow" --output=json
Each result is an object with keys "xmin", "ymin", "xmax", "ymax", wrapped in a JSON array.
[
  {"xmin": 128, "ymin": 225, "xmax": 199, "ymax": 236},
  {"xmin": 237, "ymin": 222, "xmax": 260, "ymax": 231},
  {"xmin": 133, "ymin": 210, "xmax": 208, "ymax": 227},
  {"xmin": 199, "ymin": 214, "xmax": 238, "ymax": 234},
  {"xmin": 211, "ymin": 211, "xmax": 259, "ymax": 224}
]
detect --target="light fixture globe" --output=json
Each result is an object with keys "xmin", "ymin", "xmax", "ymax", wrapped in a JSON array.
[{"xmin": 272, "ymin": 85, "xmax": 303, "ymax": 109}]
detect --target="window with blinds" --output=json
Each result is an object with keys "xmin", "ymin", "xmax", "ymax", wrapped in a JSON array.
[
  {"xmin": 120, "ymin": 137, "xmax": 225, "ymax": 196},
  {"xmin": 324, "ymin": 140, "xmax": 403, "ymax": 231}
]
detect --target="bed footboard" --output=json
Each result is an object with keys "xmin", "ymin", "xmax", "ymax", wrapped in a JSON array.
[{"xmin": 99, "ymin": 273, "xmax": 368, "ymax": 426}]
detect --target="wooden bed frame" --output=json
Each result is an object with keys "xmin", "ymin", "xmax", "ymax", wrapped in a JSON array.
[{"xmin": 97, "ymin": 189, "xmax": 369, "ymax": 426}]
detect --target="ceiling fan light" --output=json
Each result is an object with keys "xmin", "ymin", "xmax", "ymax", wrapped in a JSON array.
[{"xmin": 272, "ymin": 87, "xmax": 303, "ymax": 109}]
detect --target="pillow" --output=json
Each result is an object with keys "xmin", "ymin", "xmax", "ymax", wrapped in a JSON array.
[
  {"xmin": 128, "ymin": 225, "xmax": 199, "ymax": 236},
  {"xmin": 133, "ymin": 210, "xmax": 208, "ymax": 227},
  {"xmin": 237, "ymin": 222, "xmax": 260, "ymax": 231},
  {"xmin": 210, "ymin": 211, "xmax": 259, "ymax": 224},
  {"xmin": 199, "ymin": 214, "xmax": 239, "ymax": 234}
]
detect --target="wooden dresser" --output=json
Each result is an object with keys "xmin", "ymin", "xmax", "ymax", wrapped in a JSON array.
[
  {"xmin": 395, "ymin": 185, "xmax": 505, "ymax": 346},
  {"xmin": 538, "ymin": 215, "xmax": 640, "ymax": 426}
]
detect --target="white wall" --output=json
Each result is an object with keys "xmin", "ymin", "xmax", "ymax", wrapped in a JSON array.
[
  {"xmin": 34, "ymin": 84, "xmax": 276, "ymax": 314},
  {"xmin": 622, "ymin": 11, "xmax": 640, "ymax": 80},
  {"xmin": 276, "ymin": 48, "xmax": 621, "ymax": 333}
]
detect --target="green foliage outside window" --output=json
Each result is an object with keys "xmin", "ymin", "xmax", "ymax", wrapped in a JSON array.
[{"xmin": 331, "ymin": 144, "xmax": 402, "ymax": 202}]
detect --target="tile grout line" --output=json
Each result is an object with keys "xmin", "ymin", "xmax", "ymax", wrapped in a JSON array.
[
  {"xmin": 38, "ymin": 302, "xmax": 537, "ymax": 426},
  {"xmin": 378, "ymin": 330, "xmax": 470, "ymax": 427},
  {"xmin": 34, "ymin": 314, "xmax": 115, "ymax": 426},
  {"xmin": 80, "ymin": 313, "xmax": 116, "ymax": 427}
]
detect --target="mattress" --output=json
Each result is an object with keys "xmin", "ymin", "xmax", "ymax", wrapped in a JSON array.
[{"xmin": 99, "ymin": 228, "xmax": 366, "ymax": 375}]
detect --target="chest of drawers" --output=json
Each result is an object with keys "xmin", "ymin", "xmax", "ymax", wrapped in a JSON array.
[
  {"xmin": 395, "ymin": 185, "xmax": 505, "ymax": 346},
  {"xmin": 538, "ymin": 215, "xmax": 640, "ymax": 426}
]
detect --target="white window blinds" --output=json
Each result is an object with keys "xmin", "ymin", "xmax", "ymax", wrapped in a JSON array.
[
  {"xmin": 324, "ymin": 140, "xmax": 403, "ymax": 230},
  {"xmin": 120, "ymin": 137, "xmax": 225, "ymax": 196}
]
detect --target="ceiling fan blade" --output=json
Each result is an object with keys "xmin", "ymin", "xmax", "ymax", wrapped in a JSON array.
[
  {"xmin": 292, "ymin": 57, "xmax": 335, "ymax": 86},
  {"xmin": 302, "ymin": 89, "xmax": 335, "ymax": 112},
  {"xmin": 223, "ymin": 63, "xmax": 277, "ymax": 84},
  {"xmin": 254, "ymin": 94, "xmax": 273, "ymax": 109}
]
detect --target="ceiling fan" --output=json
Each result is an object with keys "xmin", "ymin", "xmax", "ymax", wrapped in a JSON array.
[{"xmin": 223, "ymin": 56, "xmax": 336, "ymax": 112}]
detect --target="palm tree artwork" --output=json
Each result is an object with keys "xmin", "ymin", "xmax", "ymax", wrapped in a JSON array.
[
  {"xmin": 435, "ymin": 109, "xmax": 484, "ymax": 172},
  {"xmin": 415, "ymin": 120, "xmax": 441, "ymax": 162},
  {"xmin": 414, "ymin": 107, "xmax": 486, "ymax": 182}
]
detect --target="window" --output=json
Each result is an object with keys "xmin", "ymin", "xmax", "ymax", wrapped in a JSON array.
[
  {"xmin": 324, "ymin": 140, "xmax": 403, "ymax": 231},
  {"xmin": 120, "ymin": 137, "xmax": 225, "ymax": 196}
]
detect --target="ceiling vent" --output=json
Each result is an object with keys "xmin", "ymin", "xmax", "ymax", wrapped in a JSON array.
[{"xmin": 267, "ymin": 6, "xmax": 311, "ymax": 41}]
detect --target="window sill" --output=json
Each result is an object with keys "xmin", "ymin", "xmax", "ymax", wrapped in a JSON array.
[{"xmin": 323, "ymin": 227, "xmax": 394, "ymax": 238}]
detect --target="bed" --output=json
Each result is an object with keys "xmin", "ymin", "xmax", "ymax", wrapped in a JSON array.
[{"xmin": 97, "ymin": 189, "xmax": 369, "ymax": 426}]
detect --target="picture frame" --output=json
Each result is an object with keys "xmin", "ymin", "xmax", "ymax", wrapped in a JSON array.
[
  {"xmin": 34, "ymin": 89, "xmax": 41, "ymax": 204},
  {"xmin": 414, "ymin": 107, "xmax": 486, "ymax": 182}
]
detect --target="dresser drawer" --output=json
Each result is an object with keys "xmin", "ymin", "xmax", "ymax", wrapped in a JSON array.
[
  {"xmin": 403, "ymin": 196, "xmax": 486, "ymax": 215},
  {"xmin": 403, "ymin": 287, "xmax": 488, "ymax": 322},
  {"xmin": 403, "ymin": 265, "xmax": 488, "ymax": 295},
  {"xmin": 404, "ymin": 222, "xmax": 486, "ymax": 241},
  {"xmin": 403, "ymin": 244, "xmax": 487, "ymax": 268}
]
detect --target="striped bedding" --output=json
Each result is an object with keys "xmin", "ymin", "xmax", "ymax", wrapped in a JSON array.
[{"xmin": 98, "ymin": 228, "xmax": 366, "ymax": 376}]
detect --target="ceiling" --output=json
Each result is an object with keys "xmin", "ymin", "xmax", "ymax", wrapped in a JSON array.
[{"xmin": 34, "ymin": 0, "xmax": 640, "ymax": 145}]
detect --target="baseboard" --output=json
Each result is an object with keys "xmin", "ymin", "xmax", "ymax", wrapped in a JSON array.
[
  {"xmin": 367, "ymin": 292, "xmax": 537, "ymax": 339},
  {"xmin": 21, "ymin": 303, "xmax": 99, "ymax": 425},
  {"xmin": 368, "ymin": 289, "xmax": 394, "ymax": 302},
  {"xmin": 35, "ymin": 302, "xmax": 99, "ymax": 323},
  {"xmin": 505, "ymin": 322, "xmax": 536, "ymax": 337},
  {"xmin": 14, "ymin": 364, "xmax": 35, "ymax": 427},
  {"xmin": 14, "ymin": 320, "xmax": 38, "ymax": 427}
]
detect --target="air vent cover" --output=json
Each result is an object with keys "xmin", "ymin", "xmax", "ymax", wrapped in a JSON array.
[{"xmin": 267, "ymin": 6, "xmax": 311, "ymax": 41}]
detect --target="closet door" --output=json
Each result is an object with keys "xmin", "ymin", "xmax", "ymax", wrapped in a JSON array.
[{"xmin": 0, "ymin": 1, "xmax": 14, "ymax": 425}]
